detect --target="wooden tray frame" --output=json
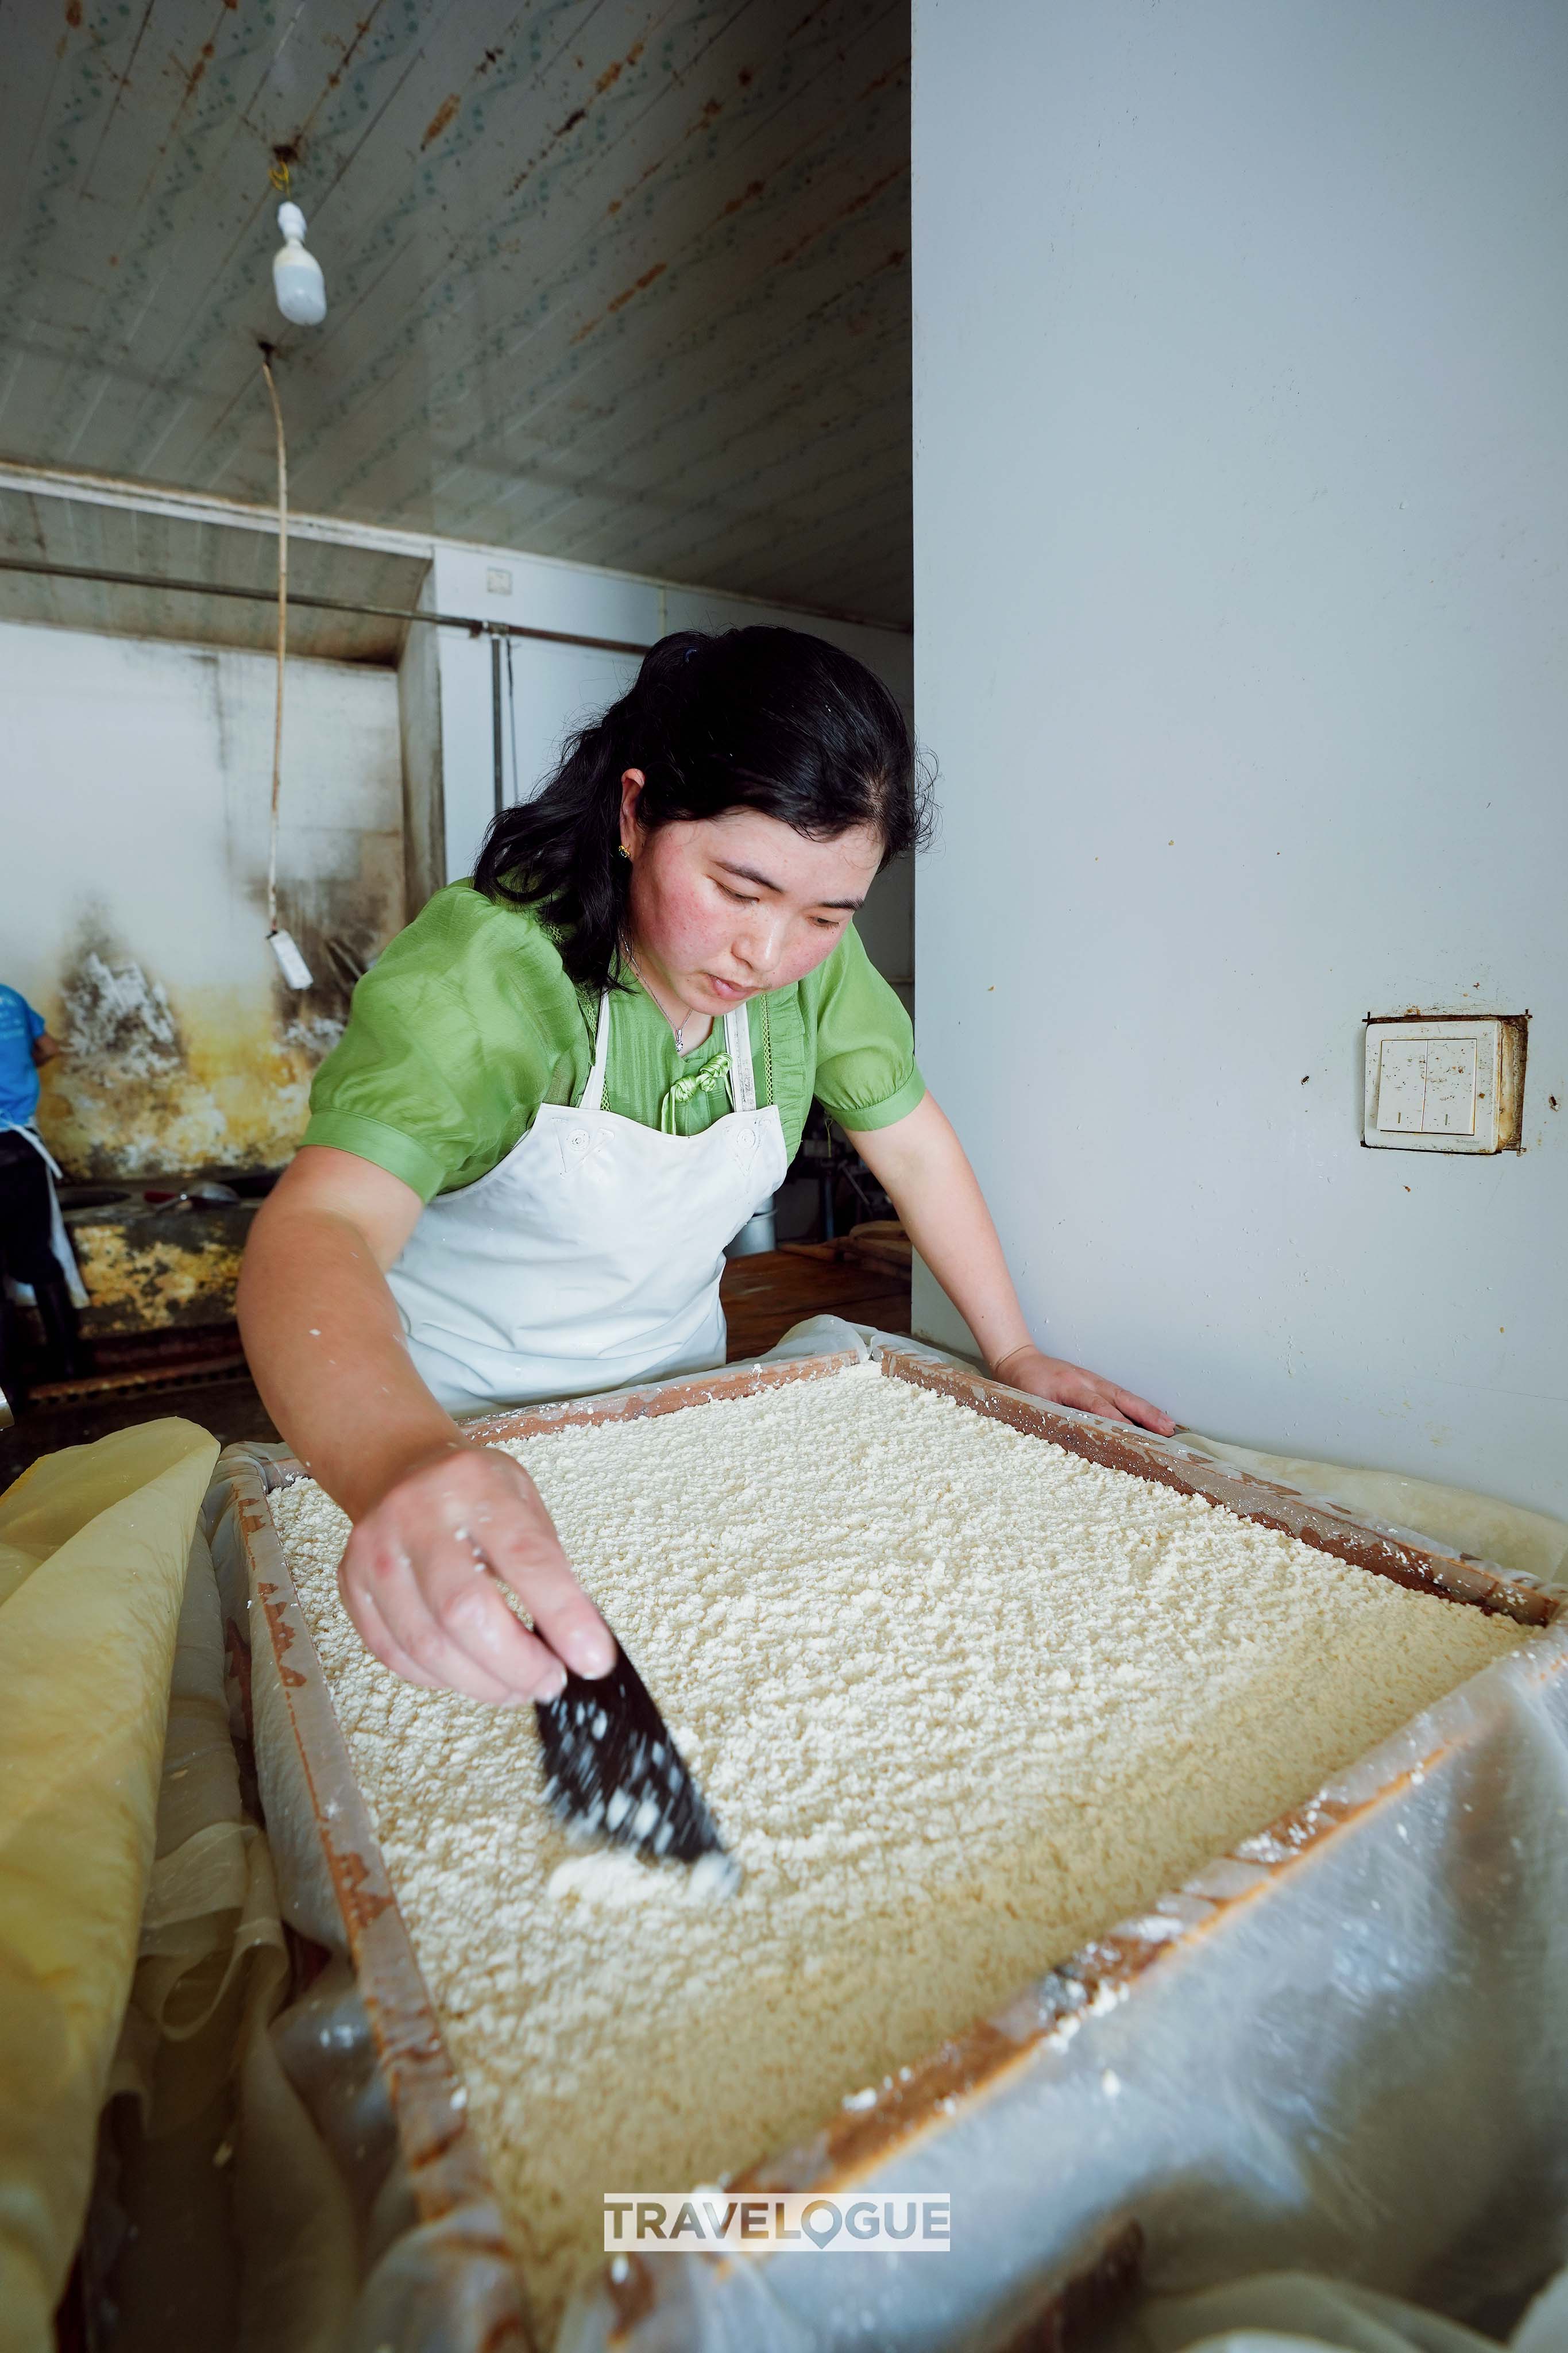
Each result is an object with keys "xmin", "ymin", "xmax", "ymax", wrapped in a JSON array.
[{"xmin": 221, "ymin": 1343, "xmax": 1558, "ymax": 2350}]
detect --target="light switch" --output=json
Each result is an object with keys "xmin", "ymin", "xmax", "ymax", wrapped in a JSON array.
[
  {"xmin": 1363, "ymin": 1016, "xmax": 1525, "ymax": 1154},
  {"xmin": 1422, "ymin": 1037, "xmax": 1477, "ymax": 1135},
  {"xmin": 1376, "ymin": 1039, "xmax": 1430, "ymax": 1132}
]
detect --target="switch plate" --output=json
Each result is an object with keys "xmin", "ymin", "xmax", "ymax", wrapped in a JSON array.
[{"xmin": 1362, "ymin": 1016, "xmax": 1527, "ymax": 1154}]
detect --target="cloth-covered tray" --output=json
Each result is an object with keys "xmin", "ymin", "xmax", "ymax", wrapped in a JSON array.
[{"xmin": 209, "ymin": 1342, "xmax": 1568, "ymax": 2353}]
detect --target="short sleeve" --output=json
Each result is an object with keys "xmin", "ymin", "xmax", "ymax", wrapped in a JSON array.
[
  {"xmin": 304, "ymin": 975, "xmax": 482, "ymax": 1201},
  {"xmin": 808, "ymin": 925, "xmax": 926, "ymax": 1134},
  {"xmin": 24, "ymin": 1000, "xmax": 45, "ymax": 1043},
  {"xmin": 303, "ymin": 888, "xmax": 570, "ymax": 1202}
]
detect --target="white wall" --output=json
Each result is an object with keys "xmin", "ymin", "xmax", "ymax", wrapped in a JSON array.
[
  {"xmin": 2, "ymin": 620, "xmax": 403, "ymax": 1175},
  {"xmin": 912, "ymin": 1, "xmax": 1567, "ymax": 1514},
  {"xmin": 428, "ymin": 543, "xmax": 916, "ymax": 1001}
]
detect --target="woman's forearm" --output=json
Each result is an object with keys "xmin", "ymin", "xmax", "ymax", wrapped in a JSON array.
[
  {"xmin": 848, "ymin": 1093, "xmax": 1176, "ymax": 1432},
  {"xmin": 238, "ymin": 1188, "xmax": 461, "ymax": 1521},
  {"xmin": 238, "ymin": 1148, "xmax": 613, "ymax": 1702},
  {"xmin": 845, "ymin": 1094, "xmax": 1032, "ymax": 1373}
]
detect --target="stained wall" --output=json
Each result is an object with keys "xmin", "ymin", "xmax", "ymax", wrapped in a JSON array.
[
  {"xmin": 1, "ymin": 546, "xmax": 916, "ymax": 1188},
  {"xmin": 2, "ymin": 618, "xmax": 404, "ymax": 1178}
]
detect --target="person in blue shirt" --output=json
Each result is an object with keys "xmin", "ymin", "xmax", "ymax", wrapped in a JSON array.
[
  {"xmin": 0, "ymin": 985, "xmax": 53, "ymax": 1127},
  {"xmin": 0, "ymin": 984, "xmax": 84, "ymax": 1398}
]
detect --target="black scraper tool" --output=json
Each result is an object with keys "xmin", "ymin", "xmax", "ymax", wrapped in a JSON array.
[{"xmin": 535, "ymin": 1633, "xmax": 731, "ymax": 1872}]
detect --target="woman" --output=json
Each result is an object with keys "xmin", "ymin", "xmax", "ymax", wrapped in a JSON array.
[{"xmin": 240, "ymin": 628, "xmax": 1174, "ymax": 1709}]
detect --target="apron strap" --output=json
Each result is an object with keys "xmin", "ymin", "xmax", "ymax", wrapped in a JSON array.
[
  {"xmin": 724, "ymin": 1005, "xmax": 757, "ymax": 1112},
  {"xmin": 580, "ymin": 990, "xmax": 613, "ymax": 1112}
]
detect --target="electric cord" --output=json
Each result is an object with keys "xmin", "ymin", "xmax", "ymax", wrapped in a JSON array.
[{"xmin": 259, "ymin": 349, "xmax": 288, "ymax": 942}]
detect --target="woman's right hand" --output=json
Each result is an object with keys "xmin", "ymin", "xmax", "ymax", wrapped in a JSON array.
[
  {"xmin": 337, "ymin": 1441, "xmax": 616, "ymax": 1706},
  {"xmin": 238, "ymin": 1150, "xmax": 616, "ymax": 1706},
  {"xmin": 239, "ymin": 1150, "xmax": 618, "ymax": 1709}
]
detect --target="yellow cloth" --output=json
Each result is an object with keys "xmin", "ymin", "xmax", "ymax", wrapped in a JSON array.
[{"xmin": 0, "ymin": 1419, "xmax": 218, "ymax": 2353}]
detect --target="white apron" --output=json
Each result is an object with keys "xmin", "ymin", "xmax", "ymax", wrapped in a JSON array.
[
  {"xmin": 387, "ymin": 990, "xmax": 788, "ymax": 1413},
  {"xmin": 0, "ymin": 1120, "xmax": 88, "ymax": 1309}
]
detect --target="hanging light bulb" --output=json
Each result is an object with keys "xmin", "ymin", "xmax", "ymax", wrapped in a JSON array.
[{"xmin": 272, "ymin": 201, "xmax": 326, "ymax": 326}]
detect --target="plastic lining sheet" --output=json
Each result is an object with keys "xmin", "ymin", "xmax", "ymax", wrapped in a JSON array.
[
  {"xmin": 214, "ymin": 1326, "xmax": 1568, "ymax": 2353},
  {"xmin": 201, "ymin": 1447, "xmax": 529, "ymax": 2353},
  {"xmin": 1100, "ymin": 2261, "xmax": 1568, "ymax": 2353},
  {"xmin": 1165, "ymin": 1437, "xmax": 1568, "ymax": 1592},
  {"xmin": 549, "ymin": 1336, "xmax": 1568, "ymax": 2351},
  {"xmin": 553, "ymin": 1611, "xmax": 1568, "ymax": 2351}
]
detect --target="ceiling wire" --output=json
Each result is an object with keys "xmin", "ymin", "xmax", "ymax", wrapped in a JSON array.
[{"xmin": 258, "ymin": 350, "xmax": 288, "ymax": 940}]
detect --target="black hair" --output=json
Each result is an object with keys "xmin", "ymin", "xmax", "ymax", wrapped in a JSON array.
[{"xmin": 473, "ymin": 626, "xmax": 933, "ymax": 992}]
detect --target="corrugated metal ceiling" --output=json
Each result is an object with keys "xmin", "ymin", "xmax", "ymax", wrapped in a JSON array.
[{"xmin": 0, "ymin": 1, "xmax": 912, "ymax": 630}]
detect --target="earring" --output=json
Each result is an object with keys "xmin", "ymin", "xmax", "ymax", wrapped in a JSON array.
[{"xmin": 618, "ymin": 844, "xmax": 632, "ymax": 861}]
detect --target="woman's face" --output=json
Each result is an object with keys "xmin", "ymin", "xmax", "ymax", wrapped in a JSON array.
[{"xmin": 619, "ymin": 772, "xmax": 884, "ymax": 1017}]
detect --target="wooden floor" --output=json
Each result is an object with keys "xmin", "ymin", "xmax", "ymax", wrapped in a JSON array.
[
  {"xmin": 0, "ymin": 1249, "xmax": 912, "ymax": 1484},
  {"xmin": 719, "ymin": 1241, "xmax": 911, "ymax": 1360}
]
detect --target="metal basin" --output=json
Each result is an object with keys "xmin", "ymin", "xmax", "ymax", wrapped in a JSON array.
[{"xmin": 202, "ymin": 1168, "xmax": 281, "ymax": 1199}]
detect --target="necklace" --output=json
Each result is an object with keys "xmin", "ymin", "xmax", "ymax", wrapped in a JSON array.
[{"xmin": 624, "ymin": 946, "xmax": 695, "ymax": 1054}]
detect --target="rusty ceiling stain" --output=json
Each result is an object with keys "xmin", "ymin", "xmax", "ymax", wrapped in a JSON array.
[
  {"xmin": 0, "ymin": 0, "xmax": 912, "ymax": 627},
  {"xmin": 421, "ymin": 92, "xmax": 460, "ymax": 148}
]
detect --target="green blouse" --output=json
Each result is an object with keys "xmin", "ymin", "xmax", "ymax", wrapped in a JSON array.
[{"xmin": 303, "ymin": 882, "xmax": 924, "ymax": 1203}]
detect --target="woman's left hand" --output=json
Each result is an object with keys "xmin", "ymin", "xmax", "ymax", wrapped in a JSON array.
[{"xmin": 990, "ymin": 1345, "xmax": 1177, "ymax": 1434}]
